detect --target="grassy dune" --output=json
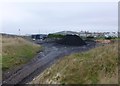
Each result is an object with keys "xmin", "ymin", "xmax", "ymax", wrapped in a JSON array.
[
  {"xmin": 2, "ymin": 35, "xmax": 41, "ymax": 71},
  {"xmin": 30, "ymin": 42, "xmax": 118, "ymax": 84}
]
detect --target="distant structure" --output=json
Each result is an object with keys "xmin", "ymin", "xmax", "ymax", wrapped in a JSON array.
[
  {"xmin": 31, "ymin": 34, "xmax": 47, "ymax": 40},
  {"xmin": 31, "ymin": 31, "xmax": 118, "ymax": 41},
  {"xmin": 78, "ymin": 31, "xmax": 118, "ymax": 38}
]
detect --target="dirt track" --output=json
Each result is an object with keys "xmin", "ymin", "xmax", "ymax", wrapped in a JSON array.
[{"xmin": 2, "ymin": 41, "xmax": 96, "ymax": 85}]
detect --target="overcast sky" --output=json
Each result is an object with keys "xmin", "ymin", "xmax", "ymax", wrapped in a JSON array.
[{"xmin": 1, "ymin": 1, "xmax": 118, "ymax": 35}]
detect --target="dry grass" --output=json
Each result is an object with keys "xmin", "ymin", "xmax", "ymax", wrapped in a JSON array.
[
  {"xmin": 2, "ymin": 35, "xmax": 41, "ymax": 71},
  {"xmin": 0, "ymin": 35, "xmax": 2, "ymax": 84},
  {"xmin": 30, "ymin": 42, "xmax": 118, "ymax": 84}
]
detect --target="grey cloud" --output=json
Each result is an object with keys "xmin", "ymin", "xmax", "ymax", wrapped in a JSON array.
[{"xmin": 2, "ymin": 2, "xmax": 118, "ymax": 35}]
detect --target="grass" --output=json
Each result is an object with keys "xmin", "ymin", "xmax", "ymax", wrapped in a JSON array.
[
  {"xmin": 30, "ymin": 42, "xmax": 118, "ymax": 84},
  {"xmin": 48, "ymin": 34, "xmax": 64, "ymax": 38},
  {"xmin": 2, "ymin": 35, "xmax": 42, "ymax": 72}
]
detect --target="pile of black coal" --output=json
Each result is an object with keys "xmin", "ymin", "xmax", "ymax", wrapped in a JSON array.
[{"xmin": 57, "ymin": 34, "xmax": 86, "ymax": 46}]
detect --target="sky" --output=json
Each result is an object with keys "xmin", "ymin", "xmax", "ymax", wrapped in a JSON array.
[{"xmin": 1, "ymin": 0, "xmax": 118, "ymax": 35}]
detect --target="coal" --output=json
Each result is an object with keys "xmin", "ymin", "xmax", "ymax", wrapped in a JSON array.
[{"xmin": 57, "ymin": 34, "xmax": 86, "ymax": 46}]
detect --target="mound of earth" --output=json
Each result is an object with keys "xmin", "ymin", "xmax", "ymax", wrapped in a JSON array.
[{"xmin": 57, "ymin": 34, "xmax": 86, "ymax": 46}]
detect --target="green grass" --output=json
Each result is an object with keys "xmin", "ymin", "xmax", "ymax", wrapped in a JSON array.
[
  {"xmin": 48, "ymin": 34, "xmax": 64, "ymax": 38},
  {"xmin": 2, "ymin": 35, "xmax": 42, "ymax": 71},
  {"xmin": 30, "ymin": 42, "xmax": 118, "ymax": 84}
]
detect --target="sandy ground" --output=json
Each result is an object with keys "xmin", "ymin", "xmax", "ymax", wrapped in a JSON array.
[{"xmin": 2, "ymin": 41, "xmax": 96, "ymax": 85}]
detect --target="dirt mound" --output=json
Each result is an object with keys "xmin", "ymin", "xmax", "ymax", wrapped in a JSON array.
[{"xmin": 57, "ymin": 35, "xmax": 86, "ymax": 46}]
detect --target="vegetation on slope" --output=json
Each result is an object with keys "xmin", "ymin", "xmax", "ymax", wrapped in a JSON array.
[
  {"xmin": 30, "ymin": 42, "xmax": 118, "ymax": 84},
  {"xmin": 48, "ymin": 34, "xmax": 64, "ymax": 38},
  {"xmin": 2, "ymin": 35, "xmax": 41, "ymax": 71}
]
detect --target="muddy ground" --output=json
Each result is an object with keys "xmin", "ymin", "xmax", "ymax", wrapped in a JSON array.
[{"xmin": 2, "ymin": 41, "xmax": 97, "ymax": 85}]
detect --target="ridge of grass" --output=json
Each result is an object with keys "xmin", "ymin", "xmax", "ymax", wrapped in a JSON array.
[
  {"xmin": 2, "ymin": 35, "xmax": 42, "ymax": 71},
  {"xmin": 30, "ymin": 42, "xmax": 118, "ymax": 84}
]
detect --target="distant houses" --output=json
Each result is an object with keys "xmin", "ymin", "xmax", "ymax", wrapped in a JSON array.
[
  {"xmin": 54, "ymin": 31, "xmax": 118, "ymax": 38},
  {"xmin": 78, "ymin": 31, "xmax": 118, "ymax": 38}
]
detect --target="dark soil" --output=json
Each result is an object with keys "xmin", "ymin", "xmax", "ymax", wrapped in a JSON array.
[{"xmin": 57, "ymin": 35, "xmax": 86, "ymax": 46}]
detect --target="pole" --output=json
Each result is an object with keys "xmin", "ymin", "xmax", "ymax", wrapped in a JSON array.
[{"xmin": 19, "ymin": 29, "xmax": 20, "ymax": 36}]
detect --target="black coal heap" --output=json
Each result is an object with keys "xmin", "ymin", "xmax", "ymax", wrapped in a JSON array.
[{"xmin": 57, "ymin": 34, "xmax": 86, "ymax": 46}]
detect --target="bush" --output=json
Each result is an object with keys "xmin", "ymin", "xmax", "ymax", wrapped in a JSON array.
[
  {"xmin": 86, "ymin": 36, "xmax": 94, "ymax": 39},
  {"xmin": 48, "ymin": 34, "xmax": 64, "ymax": 38},
  {"xmin": 105, "ymin": 36, "xmax": 112, "ymax": 40}
]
